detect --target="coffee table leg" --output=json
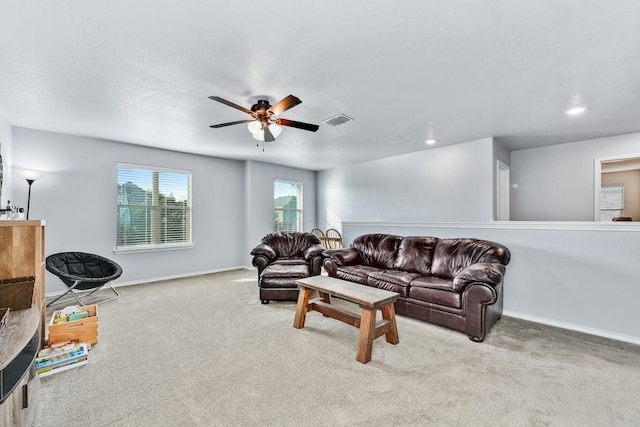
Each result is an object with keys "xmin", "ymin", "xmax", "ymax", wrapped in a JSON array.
[
  {"xmin": 293, "ymin": 286, "xmax": 311, "ymax": 329},
  {"xmin": 319, "ymin": 291, "xmax": 331, "ymax": 304},
  {"xmin": 319, "ymin": 291, "xmax": 331, "ymax": 317},
  {"xmin": 356, "ymin": 308, "xmax": 377, "ymax": 364},
  {"xmin": 381, "ymin": 303, "xmax": 399, "ymax": 344}
]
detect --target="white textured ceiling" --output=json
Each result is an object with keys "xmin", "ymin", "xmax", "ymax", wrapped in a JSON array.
[{"xmin": 1, "ymin": 1, "xmax": 639, "ymax": 170}]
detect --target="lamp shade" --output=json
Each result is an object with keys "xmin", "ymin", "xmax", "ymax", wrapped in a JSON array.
[
  {"xmin": 247, "ymin": 120, "xmax": 262, "ymax": 135},
  {"xmin": 250, "ymin": 123, "xmax": 283, "ymax": 142},
  {"xmin": 21, "ymin": 170, "xmax": 43, "ymax": 181}
]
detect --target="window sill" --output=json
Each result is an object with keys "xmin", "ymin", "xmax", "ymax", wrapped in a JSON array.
[{"xmin": 113, "ymin": 243, "xmax": 194, "ymax": 254}]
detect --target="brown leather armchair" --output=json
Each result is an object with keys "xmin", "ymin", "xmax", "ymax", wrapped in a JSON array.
[{"xmin": 251, "ymin": 232, "xmax": 324, "ymax": 304}]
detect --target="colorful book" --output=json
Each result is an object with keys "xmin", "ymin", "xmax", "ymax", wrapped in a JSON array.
[
  {"xmin": 38, "ymin": 359, "xmax": 88, "ymax": 377},
  {"xmin": 36, "ymin": 342, "xmax": 89, "ymax": 375}
]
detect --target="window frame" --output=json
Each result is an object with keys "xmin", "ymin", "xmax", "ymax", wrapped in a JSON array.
[
  {"xmin": 273, "ymin": 179, "xmax": 303, "ymax": 232},
  {"xmin": 115, "ymin": 162, "xmax": 193, "ymax": 253}
]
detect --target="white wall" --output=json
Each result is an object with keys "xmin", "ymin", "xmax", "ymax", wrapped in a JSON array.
[
  {"xmin": 317, "ymin": 137, "xmax": 495, "ymax": 230},
  {"xmin": 511, "ymin": 132, "xmax": 640, "ymax": 220},
  {"xmin": 244, "ymin": 160, "xmax": 317, "ymax": 265},
  {"xmin": 11, "ymin": 127, "xmax": 247, "ymax": 292},
  {"xmin": 316, "ymin": 133, "xmax": 640, "ymax": 344},
  {"xmin": 342, "ymin": 222, "xmax": 640, "ymax": 344},
  {"xmin": 0, "ymin": 118, "xmax": 12, "ymax": 206}
]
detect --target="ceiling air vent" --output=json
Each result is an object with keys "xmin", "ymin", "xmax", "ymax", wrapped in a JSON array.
[{"xmin": 323, "ymin": 114, "xmax": 353, "ymax": 127}]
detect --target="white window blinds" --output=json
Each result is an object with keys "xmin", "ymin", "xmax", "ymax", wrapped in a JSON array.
[
  {"xmin": 117, "ymin": 164, "xmax": 192, "ymax": 250},
  {"xmin": 274, "ymin": 179, "xmax": 303, "ymax": 232},
  {"xmin": 599, "ymin": 185, "xmax": 624, "ymax": 221}
]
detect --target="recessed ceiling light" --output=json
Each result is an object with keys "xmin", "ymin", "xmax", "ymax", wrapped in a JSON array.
[
  {"xmin": 425, "ymin": 138, "xmax": 437, "ymax": 145},
  {"xmin": 565, "ymin": 106, "xmax": 586, "ymax": 116}
]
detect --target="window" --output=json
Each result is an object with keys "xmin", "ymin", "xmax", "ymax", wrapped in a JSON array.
[
  {"xmin": 116, "ymin": 164, "xmax": 192, "ymax": 251},
  {"xmin": 274, "ymin": 179, "xmax": 302, "ymax": 232},
  {"xmin": 599, "ymin": 185, "xmax": 624, "ymax": 221}
]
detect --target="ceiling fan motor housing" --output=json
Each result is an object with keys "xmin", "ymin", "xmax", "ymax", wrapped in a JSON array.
[{"xmin": 251, "ymin": 100, "xmax": 272, "ymax": 113}]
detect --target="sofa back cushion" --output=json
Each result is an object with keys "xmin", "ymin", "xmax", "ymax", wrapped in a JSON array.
[
  {"xmin": 352, "ymin": 234, "xmax": 402, "ymax": 269},
  {"xmin": 261, "ymin": 232, "xmax": 321, "ymax": 259},
  {"xmin": 393, "ymin": 236, "xmax": 439, "ymax": 275},
  {"xmin": 431, "ymin": 238, "xmax": 511, "ymax": 279}
]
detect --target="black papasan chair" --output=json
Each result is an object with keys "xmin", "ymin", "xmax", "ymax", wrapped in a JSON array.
[{"xmin": 46, "ymin": 252, "xmax": 123, "ymax": 307}]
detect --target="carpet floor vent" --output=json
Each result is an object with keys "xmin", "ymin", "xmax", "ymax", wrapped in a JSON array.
[{"xmin": 323, "ymin": 114, "xmax": 353, "ymax": 127}]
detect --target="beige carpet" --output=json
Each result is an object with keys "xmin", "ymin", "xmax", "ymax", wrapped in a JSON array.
[{"xmin": 35, "ymin": 269, "xmax": 640, "ymax": 426}]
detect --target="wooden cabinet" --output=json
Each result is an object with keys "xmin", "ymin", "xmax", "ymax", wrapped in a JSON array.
[
  {"xmin": 0, "ymin": 220, "xmax": 45, "ymax": 427},
  {"xmin": 0, "ymin": 220, "xmax": 46, "ymax": 332}
]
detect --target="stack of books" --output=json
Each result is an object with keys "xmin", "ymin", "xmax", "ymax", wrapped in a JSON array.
[{"xmin": 36, "ymin": 341, "xmax": 89, "ymax": 377}]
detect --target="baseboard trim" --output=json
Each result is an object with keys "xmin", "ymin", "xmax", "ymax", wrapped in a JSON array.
[
  {"xmin": 45, "ymin": 270, "xmax": 638, "ymax": 346},
  {"xmin": 503, "ymin": 310, "xmax": 640, "ymax": 346},
  {"xmin": 45, "ymin": 266, "xmax": 254, "ymax": 298}
]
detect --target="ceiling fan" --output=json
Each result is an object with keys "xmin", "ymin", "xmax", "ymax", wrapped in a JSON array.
[{"xmin": 209, "ymin": 94, "xmax": 319, "ymax": 143}]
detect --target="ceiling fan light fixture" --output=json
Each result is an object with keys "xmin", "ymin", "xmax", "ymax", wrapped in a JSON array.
[
  {"xmin": 250, "ymin": 123, "xmax": 283, "ymax": 141},
  {"xmin": 247, "ymin": 120, "xmax": 262, "ymax": 135}
]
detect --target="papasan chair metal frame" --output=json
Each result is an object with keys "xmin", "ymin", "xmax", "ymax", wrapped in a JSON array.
[{"xmin": 46, "ymin": 252, "xmax": 123, "ymax": 307}]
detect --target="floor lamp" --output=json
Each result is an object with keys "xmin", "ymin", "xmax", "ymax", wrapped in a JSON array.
[{"xmin": 22, "ymin": 171, "xmax": 42, "ymax": 220}]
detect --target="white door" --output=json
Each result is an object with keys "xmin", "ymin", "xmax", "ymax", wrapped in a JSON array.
[{"xmin": 497, "ymin": 160, "xmax": 510, "ymax": 221}]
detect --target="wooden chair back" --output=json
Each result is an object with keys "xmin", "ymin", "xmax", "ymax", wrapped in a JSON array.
[{"xmin": 325, "ymin": 228, "xmax": 343, "ymax": 249}]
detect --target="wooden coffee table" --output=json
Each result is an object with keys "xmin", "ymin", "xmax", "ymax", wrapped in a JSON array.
[{"xmin": 293, "ymin": 276, "xmax": 399, "ymax": 364}]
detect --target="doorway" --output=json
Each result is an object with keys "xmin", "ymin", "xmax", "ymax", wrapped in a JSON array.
[
  {"xmin": 496, "ymin": 160, "xmax": 510, "ymax": 221},
  {"xmin": 594, "ymin": 155, "xmax": 640, "ymax": 221}
]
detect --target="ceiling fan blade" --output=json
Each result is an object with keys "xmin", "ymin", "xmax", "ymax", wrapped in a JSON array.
[
  {"xmin": 268, "ymin": 95, "xmax": 302, "ymax": 116},
  {"xmin": 209, "ymin": 96, "xmax": 254, "ymax": 116},
  {"xmin": 263, "ymin": 123, "xmax": 276, "ymax": 142},
  {"xmin": 209, "ymin": 119, "xmax": 253, "ymax": 128},
  {"xmin": 274, "ymin": 118, "xmax": 320, "ymax": 132}
]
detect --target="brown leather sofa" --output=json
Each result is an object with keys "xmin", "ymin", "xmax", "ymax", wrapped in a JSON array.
[
  {"xmin": 251, "ymin": 232, "xmax": 325, "ymax": 304},
  {"xmin": 323, "ymin": 233, "xmax": 511, "ymax": 342}
]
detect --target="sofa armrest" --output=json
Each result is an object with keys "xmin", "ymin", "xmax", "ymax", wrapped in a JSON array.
[
  {"xmin": 252, "ymin": 254, "xmax": 269, "ymax": 273},
  {"xmin": 250, "ymin": 243, "xmax": 277, "ymax": 261},
  {"xmin": 322, "ymin": 248, "xmax": 361, "ymax": 266},
  {"xmin": 452, "ymin": 263, "xmax": 505, "ymax": 292},
  {"xmin": 303, "ymin": 244, "xmax": 325, "ymax": 261}
]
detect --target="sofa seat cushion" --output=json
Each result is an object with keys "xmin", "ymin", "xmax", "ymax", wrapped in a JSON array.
[
  {"xmin": 260, "ymin": 277, "xmax": 303, "ymax": 288},
  {"xmin": 261, "ymin": 263, "xmax": 309, "ymax": 279},
  {"xmin": 334, "ymin": 265, "xmax": 380, "ymax": 285},
  {"xmin": 410, "ymin": 275, "xmax": 452, "ymax": 291},
  {"xmin": 260, "ymin": 262, "xmax": 310, "ymax": 289},
  {"xmin": 271, "ymin": 259, "xmax": 307, "ymax": 266},
  {"xmin": 409, "ymin": 276, "xmax": 461, "ymax": 308},
  {"xmin": 367, "ymin": 270, "xmax": 420, "ymax": 297}
]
